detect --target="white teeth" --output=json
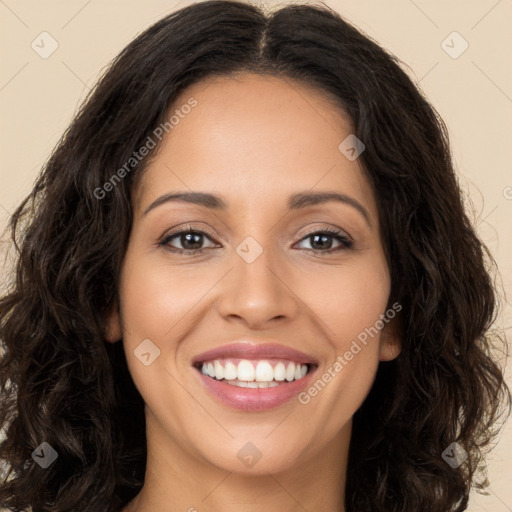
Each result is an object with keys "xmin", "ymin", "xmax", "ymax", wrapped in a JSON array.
[
  {"xmin": 274, "ymin": 362, "xmax": 286, "ymax": 381},
  {"xmin": 255, "ymin": 360, "xmax": 273, "ymax": 382},
  {"xmin": 285, "ymin": 363, "xmax": 296, "ymax": 382},
  {"xmin": 226, "ymin": 379, "xmax": 275, "ymax": 389},
  {"xmin": 214, "ymin": 360, "xmax": 224, "ymax": 380},
  {"xmin": 237, "ymin": 360, "xmax": 255, "ymax": 381},
  {"xmin": 224, "ymin": 362, "xmax": 237, "ymax": 380},
  {"xmin": 200, "ymin": 359, "xmax": 311, "ymax": 385}
]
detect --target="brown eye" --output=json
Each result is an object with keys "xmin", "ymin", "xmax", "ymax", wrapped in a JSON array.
[
  {"xmin": 295, "ymin": 229, "xmax": 353, "ymax": 253},
  {"xmin": 159, "ymin": 228, "xmax": 217, "ymax": 254}
]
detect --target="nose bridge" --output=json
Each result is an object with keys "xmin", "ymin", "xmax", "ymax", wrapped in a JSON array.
[{"xmin": 216, "ymin": 235, "xmax": 297, "ymax": 326}]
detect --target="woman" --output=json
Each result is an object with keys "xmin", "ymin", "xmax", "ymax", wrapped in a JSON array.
[{"xmin": 0, "ymin": 1, "xmax": 509, "ymax": 511}]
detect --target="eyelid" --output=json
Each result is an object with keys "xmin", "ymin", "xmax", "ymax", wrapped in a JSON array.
[
  {"xmin": 293, "ymin": 226, "xmax": 353, "ymax": 251},
  {"xmin": 298, "ymin": 224, "xmax": 353, "ymax": 242},
  {"xmin": 159, "ymin": 223, "xmax": 354, "ymax": 254},
  {"xmin": 159, "ymin": 222, "xmax": 218, "ymax": 240},
  {"xmin": 159, "ymin": 223, "xmax": 351, "ymax": 242},
  {"xmin": 158, "ymin": 224, "xmax": 219, "ymax": 246}
]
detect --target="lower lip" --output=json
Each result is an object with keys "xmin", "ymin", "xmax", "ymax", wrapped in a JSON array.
[{"xmin": 194, "ymin": 367, "xmax": 317, "ymax": 411}]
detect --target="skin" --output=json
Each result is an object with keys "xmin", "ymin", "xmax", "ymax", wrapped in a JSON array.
[{"xmin": 106, "ymin": 72, "xmax": 401, "ymax": 512}]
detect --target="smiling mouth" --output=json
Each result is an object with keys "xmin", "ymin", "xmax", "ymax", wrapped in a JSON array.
[{"xmin": 194, "ymin": 358, "xmax": 317, "ymax": 389}]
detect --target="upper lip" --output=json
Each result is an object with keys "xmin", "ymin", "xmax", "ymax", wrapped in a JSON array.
[{"xmin": 192, "ymin": 341, "xmax": 319, "ymax": 366}]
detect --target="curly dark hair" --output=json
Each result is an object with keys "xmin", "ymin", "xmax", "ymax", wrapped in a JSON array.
[{"xmin": 0, "ymin": 1, "xmax": 510, "ymax": 511}]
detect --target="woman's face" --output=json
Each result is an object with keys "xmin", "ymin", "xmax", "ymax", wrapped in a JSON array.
[{"xmin": 107, "ymin": 73, "xmax": 400, "ymax": 476}]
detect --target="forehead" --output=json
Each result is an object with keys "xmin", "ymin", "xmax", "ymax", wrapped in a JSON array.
[{"xmin": 134, "ymin": 73, "xmax": 378, "ymax": 223}]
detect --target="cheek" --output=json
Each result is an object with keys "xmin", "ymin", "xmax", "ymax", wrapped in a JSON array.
[
  {"xmin": 119, "ymin": 254, "xmax": 211, "ymax": 342},
  {"xmin": 117, "ymin": 251, "xmax": 223, "ymax": 403},
  {"xmin": 298, "ymin": 273, "xmax": 389, "ymax": 442},
  {"xmin": 116, "ymin": 253, "xmax": 204, "ymax": 425},
  {"xmin": 298, "ymin": 257, "xmax": 390, "ymax": 403},
  {"xmin": 304, "ymin": 258, "xmax": 391, "ymax": 349}
]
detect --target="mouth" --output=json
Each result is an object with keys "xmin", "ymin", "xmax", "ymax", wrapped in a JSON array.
[
  {"xmin": 191, "ymin": 342, "xmax": 318, "ymax": 411},
  {"xmin": 193, "ymin": 358, "xmax": 316, "ymax": 388}
]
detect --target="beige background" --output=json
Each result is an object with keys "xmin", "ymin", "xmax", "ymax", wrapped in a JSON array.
[{"xmin": 1, "ymin": 0, "xmax": 511, "ymax": 510}]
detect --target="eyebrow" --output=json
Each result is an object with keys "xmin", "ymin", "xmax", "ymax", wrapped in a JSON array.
[{"xmin": 142, "ymin": 190, "xmax": 372, "ymax": 227}]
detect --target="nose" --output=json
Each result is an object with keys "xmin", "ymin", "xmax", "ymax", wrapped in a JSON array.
[{"xmin": 216, "ymin": 244, "xmax": 299, "ymax": 329}]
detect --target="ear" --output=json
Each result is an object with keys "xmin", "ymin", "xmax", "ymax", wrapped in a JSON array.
[
  {"xmin": 378, "ymin": 314, "xmax": 401, "ymax": 361},
  {"xmin": 104, "ymin": 303, "xmax": 122, "ymax": 343}
]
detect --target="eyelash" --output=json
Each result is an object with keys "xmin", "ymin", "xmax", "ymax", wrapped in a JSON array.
[{"xmin": 157, "ymin": 225, "xmax": 353, "ymax": 255}]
